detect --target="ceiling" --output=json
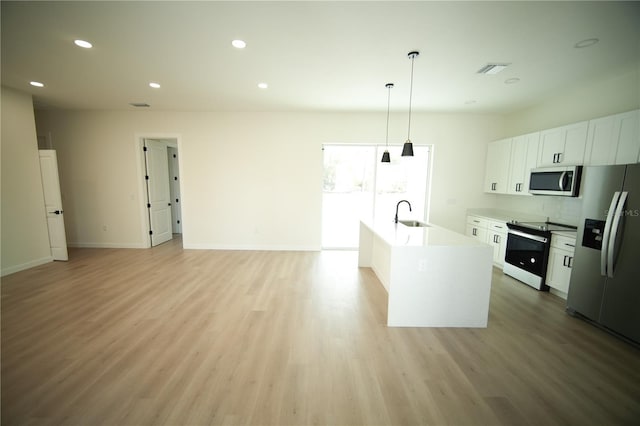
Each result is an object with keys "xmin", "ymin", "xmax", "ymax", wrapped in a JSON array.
[{"xmin": 2, "ymin": 1, "xmax": 639, "ymax": 113}]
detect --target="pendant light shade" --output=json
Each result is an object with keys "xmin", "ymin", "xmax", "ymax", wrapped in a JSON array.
[
  {"xmin": 402, "ymin": 51, "xmax": 419, "ymax": 157},
  {"xmin": 381, "ymin": 83, "xmax": 394, "ymax": 163}
]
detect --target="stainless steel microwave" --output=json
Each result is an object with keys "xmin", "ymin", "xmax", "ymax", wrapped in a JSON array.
[{"xmin": 529, "ymin": 166, "xmax": 582, "ymax": 196}]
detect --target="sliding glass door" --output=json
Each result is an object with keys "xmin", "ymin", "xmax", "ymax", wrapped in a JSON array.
[{"xmin": 322, "ymin": 144, "xmax": 431, "ymax": 249}]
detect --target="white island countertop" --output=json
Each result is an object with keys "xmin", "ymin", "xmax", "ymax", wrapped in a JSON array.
[
  {"xmin": 359, "ymin": 218, "xmax": 493, "ymax": 328},
  {"xmin": 360, "ymin": 217, "xmax": 489, "ymax": 248}
]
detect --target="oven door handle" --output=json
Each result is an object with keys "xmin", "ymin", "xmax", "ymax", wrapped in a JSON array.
[{"xmin": 508, "ymin": 229, "xmax": 548, "ymax": 243}]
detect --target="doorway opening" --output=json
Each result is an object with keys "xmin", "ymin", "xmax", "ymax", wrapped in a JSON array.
[
  {"xmin": 322, "ymin": 144, "xmax": 432, "ymax": 249},
  {"xmin": 139, "ymin": 137, "xmax": 183, "ymax": 247}
]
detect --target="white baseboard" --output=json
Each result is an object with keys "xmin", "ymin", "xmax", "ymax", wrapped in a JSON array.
[
  {"xmin": 67, "ymin": 242, "xmax": 147, "ymax": 249},
  {"xmin": 1, "ymin": 256, "xmax": 53, "ymax": 277},
  {"xmin": 183, "ymin": 243, "xmax": 320, "ymax": 251}
]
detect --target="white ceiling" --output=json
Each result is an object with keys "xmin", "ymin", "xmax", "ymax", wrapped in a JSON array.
[{"xmin": 2, "ymin": 1, "xmax": 639, "ymax": 113}]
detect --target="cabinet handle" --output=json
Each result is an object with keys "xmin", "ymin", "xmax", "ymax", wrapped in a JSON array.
[
  {"xmin": 563, "ymin": 255, "xmax": 568, "ymax": 267},
  {"xmin": 473, "ymin": 228, "xmax": 477, "ymax": 236},
  {"xmin": 564, "ymin": 243, "xmax": 575, "ymax": 248},
  {"xmin": 568, "ymin": 257, "xmax": 573, "ymax": 268}
]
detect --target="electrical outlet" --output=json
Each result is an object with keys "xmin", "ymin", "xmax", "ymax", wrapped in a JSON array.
[{"xmin": 418, "ymin": 259, "xmax": 427, "ymax": 272}]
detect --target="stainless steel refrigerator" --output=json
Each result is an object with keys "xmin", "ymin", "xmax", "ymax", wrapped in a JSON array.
[{"xmin": 567, "ymin": 164, "xmax": 640, "ymax": 344}]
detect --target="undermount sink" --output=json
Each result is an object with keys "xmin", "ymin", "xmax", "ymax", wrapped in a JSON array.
[{"xmin": 399, "ymin": 220, "xmax": 429, "ymax": 228}]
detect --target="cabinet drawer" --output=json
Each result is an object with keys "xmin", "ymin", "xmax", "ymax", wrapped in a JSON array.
[
  {"xmin": 488, "ymin": 221, "xmax": 508, "ymax": 233},
  {"xmin": 551, "ymin": 234, "xmax": 577, "ymax": 252},
  {"xmin": 466, "ymin": 216, "xmax": 489, "ymax": 229}
]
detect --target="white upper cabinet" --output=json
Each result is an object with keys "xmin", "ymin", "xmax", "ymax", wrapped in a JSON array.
[
  {"xmin": 538, "ymin": 121, "xmax": 588, "ymax": 167},
  {"xmin": 507, "ymin": 132, "xmax": 540, "ymax": 195},
  {"xmin": 585, "ymin": 109, "xmax": 640, "ymax": 166},
  {"xmin": 484, "ymin": 138, "xmax": 512, "ymax": 194}
]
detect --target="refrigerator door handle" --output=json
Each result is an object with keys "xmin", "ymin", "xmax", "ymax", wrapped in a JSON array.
[
  {"xmin": 601, "ymin": 191, "xmax": 621, "ymax": 276},
  {"xmin": 607, "ymin": 191, "xmax": 629, "ymax": 278}
]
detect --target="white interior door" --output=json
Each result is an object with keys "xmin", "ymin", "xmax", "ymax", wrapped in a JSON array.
[
  {"xmin": 144, "ymin": 139, "xmax": 173, "ymax": 246},
  {"xmin": 39, "ymin": 150, "xmax": 68, "ymax": 261}
]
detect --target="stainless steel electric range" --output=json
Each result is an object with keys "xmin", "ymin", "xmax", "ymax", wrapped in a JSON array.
[{"xmin": 503, "ymin": 221, "xmax": 577, "ymax": 290}]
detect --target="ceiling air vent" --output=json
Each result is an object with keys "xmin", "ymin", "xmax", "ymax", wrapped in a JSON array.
[
  {"xmin": 129, "ymin": 102, "xmax": 150, "ymax": 108},
  {"xmin": 476, "ymin": 63, "xmax": 510, "ymax": 75}
]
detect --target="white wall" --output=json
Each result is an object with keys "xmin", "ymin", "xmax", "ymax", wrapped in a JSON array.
[
  {"xmin": 505, "ymin": 64, "xmax": 640, "ymax": 135},
  {"xmin": 1, "ymin": 87, "xmax": 52, "ymax": 276},
  {"xmin": 34, "ymin": 110, "xmax": 504, "ymax": 249},
  {"xmin": 488, "ymin": 63, "xmax": 640, "ymax": 225}
]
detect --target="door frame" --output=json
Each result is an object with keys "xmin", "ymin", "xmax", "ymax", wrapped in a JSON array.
[{"xmin": 135, "ymin": 133, "xmax": 184, "ymax": 248}]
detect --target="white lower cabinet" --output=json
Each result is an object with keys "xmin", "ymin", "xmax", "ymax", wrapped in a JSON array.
[
  {"xmin": 466, "ymin": 216, "xmax": 489, "ymax": 242},
  {"xmin": 546, "ymin": 234, "xmax": 577, "ymax": 298},
  {"xmin": 466, "ymin": 215, "xmax": 507, "ymax": 267},
  {"xmin": 487, "ymin": 221, "xmax": 507, "ymax": 267}
]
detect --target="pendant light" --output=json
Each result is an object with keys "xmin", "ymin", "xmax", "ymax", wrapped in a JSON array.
[
  {"xmin": 381, "ymin": 83, "xmax": 394, "ymax": 163},
  {"xmin": 402, "ymin": 51, "xmax": 419, "ymax": 157}
]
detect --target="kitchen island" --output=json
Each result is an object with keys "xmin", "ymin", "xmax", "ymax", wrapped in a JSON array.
[{"xmin": 359, "ymin": 219, "xmax": 493, "ymax": 327}]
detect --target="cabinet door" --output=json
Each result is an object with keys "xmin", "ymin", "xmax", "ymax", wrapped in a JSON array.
[
  {"xmin": 539, "ymin": 122, "xmax": 587, "ymax": 166},
  {"xmin": 488, "ymin": 231, "xmax": 507, "ymax": 266},
  {"xmin": 522, "ymin": 133, "xmax": 540, "ymax": 194},
  {"xmin": 484, "ymin": 138, "xmax": 512, "ymax": 193},
  {"xmin": 507, "ymin": 135, "xmax": 527, "ymax": 195},
  {"xmin": 547, "ymin": 248, "xmax": 573, "ymax": 293},
  {"xmin": 561, "ymin": 121, "xmax": 588, "ymax": 165},
  {"xmin": 585, "ymin": 115, "xmax": 616, "ymax": 166},
  {"xmin": 614, "ymin": 109, "xmax": 640, "ymax": 165},
  {"xmin": 539, "ymin": 127, "xmax": 563, "ymax": 167},
  {"xmin": 465, "ymin": 223, "xmax": 488, "ymax": 242},
  {"xmin": 508, "ymin": 132, "xmax": 539, "ymax": 195}
]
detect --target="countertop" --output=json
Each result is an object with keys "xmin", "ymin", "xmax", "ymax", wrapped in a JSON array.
[
  {"xmin": 361, "ymin": 218, "xmax": 488, "ymax": 248},
  {"xmin": 551, "ymin": 230, "xmax": 578, "ymax": 239},
  {"xmin": 467, "ymin": 209, "xmax": 579, "ymax": 238},
  {"xmin": 466, "ymin": 208, "xmax": 546, "ymax": 223}
]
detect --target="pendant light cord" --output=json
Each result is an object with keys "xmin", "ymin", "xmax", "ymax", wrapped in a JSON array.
[
  {"xmin": 385, "ymin": 85, "xmax": 392, "ymax": 148},
  {"xmin": 407, "ymin": 54, "xmax": 415, "ymax": 141}
]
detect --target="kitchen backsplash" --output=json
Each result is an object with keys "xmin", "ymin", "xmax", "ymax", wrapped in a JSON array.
[{"xmin": 489, "ymin": 194, "xmax": 583, "ymax": 226}]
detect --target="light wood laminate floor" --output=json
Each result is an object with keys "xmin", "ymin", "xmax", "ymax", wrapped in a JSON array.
[{"xmin": 2, "ymin": 238, "xmax": 639, "ymax": 425}]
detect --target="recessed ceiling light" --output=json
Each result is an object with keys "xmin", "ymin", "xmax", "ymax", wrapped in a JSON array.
[
  {"xmin": 74, "ymin": 39, "xmax": 93, "ymax": 49},
  {"xmin": 232, "ymin": 39, "xmax": 246, "ymax": 49},
  {"xmin": 257, "ymin": 82, "xmax": 268, "ymax": 89},
  {"xmin": 505, "ymin": 77, "xmax": 521, "ymax": 84},
  {"xmin": 574, "ymin": 38, "xmax": 599, "ymax": 49},
  {"xmin": 149, "ymin": 82, "xmax": 161, "ymax": 89},
  {"xmin": 30, "ymin": 81, "xmax": 44, "ymax": 87}
]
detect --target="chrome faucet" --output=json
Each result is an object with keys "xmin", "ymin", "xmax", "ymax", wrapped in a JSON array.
[{"xmin": 395, "ymin": 200, "xmax": 412, "ymax": 223}]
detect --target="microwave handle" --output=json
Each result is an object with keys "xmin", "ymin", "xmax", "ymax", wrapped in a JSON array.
[{"xmin": 558, "ymin": 171, "xmax": 567, "ymax": 190}]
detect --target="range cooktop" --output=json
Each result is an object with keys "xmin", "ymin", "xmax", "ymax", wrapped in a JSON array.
[{"xmin": 508, "ymin": 221, "xmax": 577, "ymax": 232}]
